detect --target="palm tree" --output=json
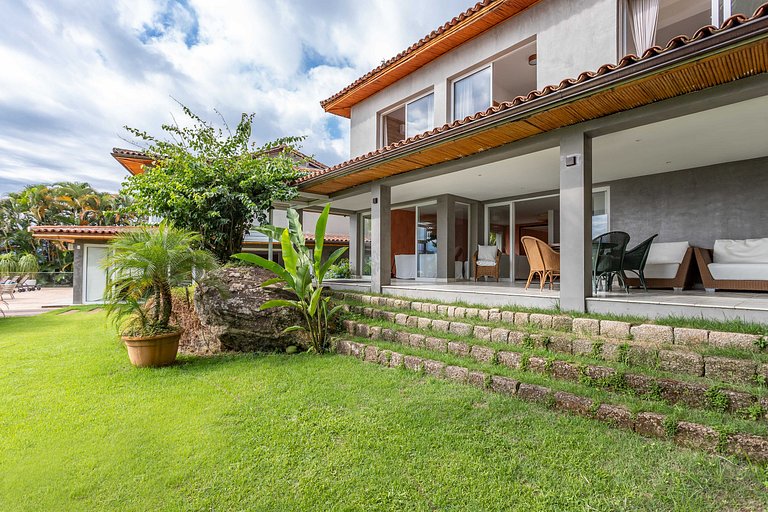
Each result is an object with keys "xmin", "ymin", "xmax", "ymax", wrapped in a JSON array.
[
  {"xmin": 54, "ymin": 182, "xmax": 97, "ymax": 225},
  {"xmin": 103, "ymin": 222, "xmax": 217, "ymax": 335}
]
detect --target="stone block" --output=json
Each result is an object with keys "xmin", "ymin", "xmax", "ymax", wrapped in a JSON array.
[
  {"xmin": 406, "ymin": 316, "xmax": 419, "ymax": 328},
  {"xmin": 634, "ymin": 412, "xmax": 666, "ymax": 438},
  {"xmin": 517, "ymin": 383, "xmax": 551, "ymax": 403},
  {"xmin": 360, "ymin": 295, "xmax": 372, "ymax": 304},
  {"xmin": 380, "ymin": 328, "xmax": 396, "ymax": 342},
  {"xmin": 673, "ymin": 328, "xmax": 709, "ymax": 346},
  {"xmin": 497, "ymin": 351, "xmax": 522, "ymax": 369},
  {"xmin": 478, "ymin": 309, "xmax": 490, "ymax": 321},
  {"xmin": 726, "ymin": 433, "xmax": 768, "ymax": 463},
  {"xmin": 552, "ymin": 315, "xmax": 573, "ymax": 331},
  {"xmin": 394, "ymin": 313, "xmax": 409, "ymax": 326},
  {"xmin": 355, "ymin": 323, "xmax": 370, "ymax": 338},
  {"xmin": 630, "ymin": 324, "xmax": 674, "ymax": 344},
  {"xmin": 449, "ymin": 322, "xmax": 473, "ymax": 337},
  {"xmin": 349, "ymin": 342, "xmax": 364, "ymax": 359},
  {"xmin": 601, "ymin": 342, "xmax": 623, "ymax": 362},
  {"xmin": 708, "ymin": 331, "xmax": 760, "ymax": 351},
  {"xmin": 585, "ymin": 365, "xmax": 616, "ymax": 381},
  {"xmin": 470, "ymin": 345, "xmax": 495, "ymax": 364},
  {"xmin": 368, "ymin": 326, "xmax": 382, "ymax": 340},
  {"xmin": 364, "ymin": 345, "xmax": 379, "ymax": 362},
  {"xmin": 548, "ymin": 335, "xmax": 572, "ymax": 354},
  {"xmin": 410, "ymin": 302, "xmax": 423, "ymax": 312},
  {"xmin": 507, "ymin": 331, "xmax": 526, "ymax": 345},
  {"xmin": 409, "ymin": 334, "xmax": 426, "ymax": 349},
  {"xmin": 343, "ymin": 319, "xmax": 355, "ymax": 335},
  {"xmin": 432, "ymin": 319, "xmax": 451, "ymax": 332},
  {"xmin": 704, "ymin": 356, "xmax": 757, "ymax": 385},
  {"xmin": 674, "ymin": 422, "xmax": 719, "ymax": 452},
  {"xmin": 377, "ymin": 350, "xmax": 391, "ymax": 366},
  {"xmin": 467, "ymin": 371, "xmax": 487, "ymax": 388},
  {"xmin": 501, "ymin": 311, "xmax": 515, "ymax": 324},
  {"xmin": 445, "ymin": 365, "xmax": 468, "ymax": 383},
  {"xmin": 446, "ymin": 306, "xmax": 456, "ymax": 317},
  {"xmin": 595, "ymin": 404, "xmax": 634, "ymax": 430},
  {"xmin": 437, "ymin": 305, "xmax": 449, "ymax": 316},
  {"xmin": 420, "ymin": 303, "xmax": 431, "ymax": 313},
  {"xmin": 403, "ymin": 355, "xmax": 423, "ymax": 372},
  {"xmin": 572, "ymin": 317, "xmax": 599, "ymax": 336},
  {"xmin": 363, "ymin": 308, "xmax": 375, "ymax": 317},
  {"xmin": 600, "ymin": 320, "xmax": 632, "ymax": 339},
  {"xmin": 488, "ymin": 312, "xmax": 502, "ymax": 322},
  {"xmin": 657, "ymin": 379, "xmax": 707, "ymax": 408},
  {"xmin": 529, "ymin": 313, "xmax": 553, "ymax": 329},
  {"xmin": 382, "ymin": 311, "xmax": 397, "ymax": 322},
  {"xmin": 624, "ymin": 373, "xmax": 656, "ymax": 396},
  {"xmin": 389, "ymin": 352, "xmax": 404, "ymax": 368},
  {"xmin": 336, "ymin": 339, "xmax": 351, "ymax": 355},
  {"xmin": 428, "ymin": 303, "xmax": 439, "ymax": 314},
  {"xmin": 394, "ymin": 331, "xmax": 410, "ymax": 345},
  {"xmin": 572, "ymin": 339, "xmax": 594, "ymax": 357},
  {"xmin": 530, "ymin": 334, "xmax": 551, "ymax": 350},
  {"xmin": 491, "ymin": 328, "xmax": 511, "ymax": 343},
  {"xmin": 417, "ymin": 317, "xmax": 433, "ymax": 330},
  {"xmin": 473, "ymin": 325, "xmax": 492, "ymax": 341},
  {"xmin": 513, "ymin": 312, "xmax": 530, "ymax": 326},
  {"xmin": 627, "ymin": 344, "xmax": 658, "ymax": 368},
  {"xmin": 553, "ymin": 391, "xmax": 593, "ymax": 416},
  {"xmin": 551, "ymin": 360, "xmax": 580, "ymax": 381},
  {"xmin": 447, "ymin": 341, "xmax": 470, "ymax": 357},
  {"xmin": 425, "ymin": 337, "xmax": 448, "ymax": 352},
  {"xmin": 527, "ymin": 356, "xmax": 548, "ymax": 373},
  {"xmin": 465, "ymin": 308, "xmax": 479, "ymax": 318},
  {"xmin": 490, "ymin": 375, "xmax": 519, "ymax": 395},
  {"xmin": 722, "ymin": 390, "xmax": 755, "ymax": 413},
  {"xmin": 424, "ymin": 359, "xmax": 446, "ymax": 378},
  {"xmin": 454, "ymin": 307, "xmax": 467, "ymax": 318},
  {"xmin": 658, "ymin": 350, "xmax": 704, "ymax": 376}
]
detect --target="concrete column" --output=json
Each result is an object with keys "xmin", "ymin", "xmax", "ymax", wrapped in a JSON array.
[
  {"xmin": 370, "ymin": 184, "xmax": 391, "ymax": 292},
  {"xmin": 349, "ymin": 213, "xmax": 360, "ymax": 277},
  {"xmin": 72, "ymin": 241, "xmax": 83, "ymax": 304},
  {"xmin": 437, "ymin": 195, "xmax": 455, "ymax": 280},
  {"xmin": 559, "ymin": 128, "xmax": 593, "ymax": 312},
  {"xmin": 470, "ymin": 203, "xmax": 481, "ymax": 279}
]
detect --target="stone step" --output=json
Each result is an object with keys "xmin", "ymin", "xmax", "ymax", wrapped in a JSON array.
[
  {"xmin": 335, "ymin": 338, "xmax": 768, "ymax": 463},
  {"xmin": 342, "ymin": 305, "xmax": 768, "ymax": 391},
  {"xmin": 343, "ymin": 318, "xmax": 768, "ymax": 423},
  {"xmin": 335, "ymin": 292, "xmax": 768, "ymax": 354}
]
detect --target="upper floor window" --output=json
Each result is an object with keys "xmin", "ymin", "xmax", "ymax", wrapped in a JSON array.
[
  {"xmin": 453, "ymin": 67, "xmax": 491, "ymax": 121},
  {"xmin": 381, "ymin": 92, "xmax": 434, "ymax": 147}
]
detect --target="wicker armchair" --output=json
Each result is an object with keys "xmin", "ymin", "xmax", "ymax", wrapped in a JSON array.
[
  {"xmin": 472, "ymin": 246, "xmax": 501, "ymax": 282},
  {"xmin": 521, "ymin": 236, "xmax": 560, "ymax": 290}
]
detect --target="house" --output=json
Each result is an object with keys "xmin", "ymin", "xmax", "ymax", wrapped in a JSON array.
[
  {"xmin": 291, "ymin": 0, "xmax": 768, "ymax": 322},
  {"xmin": 29, "ymin": 148, "xmax": 350, "ymax": 305}
]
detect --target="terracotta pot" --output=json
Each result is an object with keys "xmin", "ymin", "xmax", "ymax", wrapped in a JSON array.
[{"xmin": 122, "ymin": 330, "xmax": 182, "ymax": 367}]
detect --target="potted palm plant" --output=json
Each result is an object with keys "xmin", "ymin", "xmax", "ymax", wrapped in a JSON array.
[{"xmin": 104, "ymin": 222, "xmax": 217, "ymax": 367}]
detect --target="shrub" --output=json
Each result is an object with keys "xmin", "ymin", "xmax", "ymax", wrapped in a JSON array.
[{"xmin": 326, "ymin": 259, "xmax": 351, "ymax": 279}]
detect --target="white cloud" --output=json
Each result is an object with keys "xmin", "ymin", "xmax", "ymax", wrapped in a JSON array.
[{"xmin": 0, "ymin": 0, "xmax": 470, "ymax": 195}]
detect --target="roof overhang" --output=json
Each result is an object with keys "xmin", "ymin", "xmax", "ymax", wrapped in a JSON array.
[
  {"xmin": 111, "ymin": 149, "xmax": 154, "ymax": 175},
  {"xmin": 30, "ymin": 226, "xmax": 142, "ymax": 243},
  {"xmin": 303, "ymin": 10, "xmax": 768, "ymax": 195},
  {"xmin": 321, "ymin": 0, "xmax": 542, "ymax": 118}
]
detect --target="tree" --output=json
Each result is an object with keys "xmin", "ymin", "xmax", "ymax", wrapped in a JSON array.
[{"xmin": 120, "ymin": 105, "xmax": 305, "ymax": 262}]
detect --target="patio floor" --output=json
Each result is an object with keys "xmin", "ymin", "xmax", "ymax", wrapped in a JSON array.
[
  {"xmin": 0, "ymin": 287, "xmax": 73, "ymax": 317},
  {"xmin": 327, "ymin": 279, "xmax": 768, "ymax": 323}
]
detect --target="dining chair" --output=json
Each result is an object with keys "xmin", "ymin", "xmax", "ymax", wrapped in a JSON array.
[{"xmin": 592, "ymin": 231, "xmax": 630, "ymax": 293}]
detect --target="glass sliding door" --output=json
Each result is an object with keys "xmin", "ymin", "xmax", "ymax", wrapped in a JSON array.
[
  {"xmin": 485, "ymin": 203, "xmax": 512, "ymax": 279},
  {"xmin": 455, "ymin": 203, "xmax": 470, "ymax": 280},
  {"xmin": 362, "ymin": 214, "xmax": 372, "ymax": 277},
  {"xmin": 416, "ymin": 204, "xmax": 438, "ymax": 278}
]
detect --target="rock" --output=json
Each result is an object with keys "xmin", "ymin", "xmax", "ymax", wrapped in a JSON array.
[
  {"xmin": 674, "ymin": 422, "xmax": 719, "ymax": 452},
  {"xmin": 447, "ymin": 341, "xmax": 471, "ymax": 357},
  {"xmin": 634, "ymin": 412, "xmax": 666, "ymax": 438},
  {"xmin": 600, "ymin": 320, "xmax": 631, "ymax": 339},
  {"xmin": 195, "ymin": 267, "xmax": 308, "ymax": 352},
  {"xmin": 449, "ymin": 322, "xmax": 473, "ymax": 337},
  {"xmin": 704, "ymin": 356, "xmax": 757, "ymax": 385},
  {"xmin": 470, "ymin": 345, "xmax": 495, "ymax": 363},
  {"xmin": 553, "ymin": 392, "xmax": 594, "ymax": 417},
  {"xmin": 630, "ymin": 324, "xmax": 674, "ymax": 345},
  {"xmin": 595, "ymin": 404, "xmax": 633, "ymax": 430},
  {"xmin": 673, "ymin": 328, "xmax": 708, "ymax": 346},
  {"xmin": 490, "ymin": 376, "xmax": 519, "ymax": 395},
  {"xmin": 658, "ymin": 350, "xmax": 704, "ymax": 376},
  {"xmin": 708, "ymin": 331, "xmax": 760, "ymax": 351},
  {"xmin": 445, "ymin": 365, "xmax": 469, "ymax": 383},
  {"xmin": 573, "ymin": 317, "xmax": 599, "ymax": 336},
  {"xmin": 529, "ymin": 313, "xmax": 553, "ymax": 329},
  {"xmin": 517, "ymin": 383, "xmax": 551, "ymax": 403}
]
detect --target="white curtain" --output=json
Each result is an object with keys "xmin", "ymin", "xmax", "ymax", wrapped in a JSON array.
[
  {"xmin": 453, "ymin": 76, "xmax": 475, "ymax": 121},
  {"xmin": 628, "ymin": 0, "xmax": 660, "ymax": 54}
]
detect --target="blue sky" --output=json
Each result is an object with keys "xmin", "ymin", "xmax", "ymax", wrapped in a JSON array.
[{"xmin": 0, "ymin": 0, "xmax": 470, "ymax": 195}]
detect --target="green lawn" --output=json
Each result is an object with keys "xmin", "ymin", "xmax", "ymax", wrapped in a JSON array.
[{"xmin": 1, "ymin": 311, "xmax": 767, "ymax": 511}]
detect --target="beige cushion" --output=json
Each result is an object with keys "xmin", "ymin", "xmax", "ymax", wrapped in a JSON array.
[
  {"xmin": 709, "ymin": 263, "xmax": 768, "ymax": 281},
  {"xmin": 476, "ymin": 260, "xmax": 497, "ymax": 267},
  {"xmin": 478, "ymin": 245, "xmax": 497, "ymax": 261},
  {"xmin": 713, "ymin": 238, "xmax": 768, "ymax": 264},
  {"xmin": 644, "ymin": 263, "xmax": 680, "ymax": 279},
  {"xmin": 646, "ymin": 241, "xmax": 689, "ymax": 265}
]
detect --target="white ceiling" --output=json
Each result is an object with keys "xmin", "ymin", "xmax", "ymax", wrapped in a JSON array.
[{"xmin": 329, "ymin": 94, "xmax": 768, "ymax": 211}]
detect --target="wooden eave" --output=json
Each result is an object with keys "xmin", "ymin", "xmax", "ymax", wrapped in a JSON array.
[
  {"xmin": 112, "ymin": 154, "xmax": 153, "ymax": 175},
  {"xmin": 321, "ymin": 0, "xmax": 542, "ymax": 118},
  {"xmin": 303, "ymin": 18, "xmax": 768, "ymax": 195}
]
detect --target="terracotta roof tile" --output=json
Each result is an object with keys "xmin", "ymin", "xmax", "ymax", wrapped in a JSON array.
[
  {"xmin": 302, "ymin": 5, "xmax": 768, "ymax": 187},
  {"xmin": 30, "ymin": 225, "xmax": 141, "ymax": 236}
]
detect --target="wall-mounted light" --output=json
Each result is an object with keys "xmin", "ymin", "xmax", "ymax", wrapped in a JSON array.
[{"xmin": 528, "ymin": 53, "xmax": 537, "ymax": 66}]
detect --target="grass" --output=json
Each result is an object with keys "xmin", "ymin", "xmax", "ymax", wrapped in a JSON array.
[{"xmin": 1, "ymin": 311, "xmax": 767, "ymax": 511}]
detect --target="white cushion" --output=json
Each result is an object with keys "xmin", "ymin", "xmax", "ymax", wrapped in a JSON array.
[
  {"xmin": 478, "ymin": 245, "xmax": 497, "ymax": 261},
  {"xmin": 394, "ymin": 254, "xmax": 416, "ymax": 279},
  {"xmin": 644, "ymin": 263, "xmax": 680, "ymax": 279},
  {"xmin": 713, "ymin": 238, "xmax": 768, "ymax": 264},
  {"xmin": 708, "ymin": 263, "xmax": 768, "ymax": 281},
  {"xmin": 646, "ymin": 241, "xmax": 689, "ymax": 265},
  {"xmin": 476, "ymin": 260, "xmax": 496, "ymax": 267}
]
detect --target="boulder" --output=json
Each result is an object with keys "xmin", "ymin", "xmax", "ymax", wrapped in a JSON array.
[{"xmin": 195, "ymin": 266, "xmax": 308, "ymax": 352}]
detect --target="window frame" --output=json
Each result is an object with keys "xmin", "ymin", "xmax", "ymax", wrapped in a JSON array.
[
  {"xmin": 379, "ymin": 90, "xmax": 435, "ymax": 149},
  {"xmin": 450, "ymin": 64, "xmax": 493, "ymax": 122}
]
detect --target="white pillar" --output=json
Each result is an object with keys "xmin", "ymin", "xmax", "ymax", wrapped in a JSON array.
[
  {"xmin": 559, "ymin": 128, "xmax": 593, "ymax": 312},
  {"xmin": 349, "ymin": 214, "xmax": 360, "ymax": 277},
  {"xmin": 371, "ymin": 184, "xmax": 391, "ymax": 293}
]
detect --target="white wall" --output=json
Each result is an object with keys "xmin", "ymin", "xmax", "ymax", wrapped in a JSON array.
[{"xmin": 349, "ymin": 0, "xmax": 618, "ymax": 157}]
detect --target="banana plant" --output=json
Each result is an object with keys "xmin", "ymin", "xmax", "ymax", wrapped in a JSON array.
[{"xmin": 233, "ymin": 203, "xmax": 347, "ymax": 353}]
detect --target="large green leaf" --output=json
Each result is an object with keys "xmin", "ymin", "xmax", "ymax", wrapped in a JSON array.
[
  {"xmin": 318, "ymin": 246, "xmax": 348, "ymax": 283},
  {"xmin": 279, "ymin": 229, "xmax": 298, "ymax": 276},
  {"xmin": 327, "ymin": 303, "xmax": 345, "ymax": 320},
  {"xmin": 308, "ymin": 286, "xmax": 323, "ymax": 316},
  {"xmin": 260, "ymin": 277, "xmax": 282, "ymax": 288},
  {"xmin": 282, "ymin": 325, "xmax": 306, "ymax": 334},
  {"xmin": 254, "ymin": 225, "xmax": 284, "ymax": 242},
  {"xmin": 313, "ymin": 203, "xmax": 331, "ymax": 268},
  {"xmin": 286, "ymin": 208, "xmax": 305, "ymax": 247}
]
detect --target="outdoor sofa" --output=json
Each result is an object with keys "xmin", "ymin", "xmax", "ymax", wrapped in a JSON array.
[
  {"xmin": 625, "ymin": 241, "xmax": 695, "ymax": 291},
  {"xmin": 694, "ymin": 237, "xmax": 768, "ymax": 292}
]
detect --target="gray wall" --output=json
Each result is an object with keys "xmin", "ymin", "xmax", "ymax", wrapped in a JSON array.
[
  {"xmin": 72, "ymin": 242, "xmax": 83, "ymax": 305},
  {"xmin": 604, "ymin": 157, "xmax": 768, "ymax": 249}
]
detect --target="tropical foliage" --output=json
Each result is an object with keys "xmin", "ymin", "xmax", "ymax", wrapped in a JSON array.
[
  {"xmin": 103, "ymin": 222, "xmax": 217, "ymax": 337},
  {"xmin": 234, "ymin": 204, "xmax": 347, "ymax": 353},
  {"xmin": 0, "ymin": 181, "xmax": 138, "ymax": 273},
  {"xmin": 121, "ymin": 104, "xmax": 306, "ymax": 262}
]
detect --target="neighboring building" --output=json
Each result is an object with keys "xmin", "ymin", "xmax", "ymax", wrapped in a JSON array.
[{"xmin": 292, "ymin": 0, "xmax": 768, "ymax": 318}]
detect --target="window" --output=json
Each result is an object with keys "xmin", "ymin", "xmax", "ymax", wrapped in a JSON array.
[
  {"xmin": 592, "ymin": 190, "xmax": 609, "ymax": 238},
  {"xmin": 453, "ymin": 67, "xmax": 491, "ymax": 121},
  {"xmin": 381, "ymin": 93, "xmax": 434, "ymax": 147}
]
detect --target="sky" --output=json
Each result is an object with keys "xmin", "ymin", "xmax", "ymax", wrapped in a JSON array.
[{"xmin": 0, "ymin": 0, "xmax": 474, "ymax": 196}]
